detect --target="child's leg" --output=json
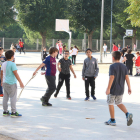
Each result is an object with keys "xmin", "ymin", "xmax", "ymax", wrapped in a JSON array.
[
  {"xmin": 109, "ymin": 105, "xmax": 115, "ymax": 119},
  {"xmin": 43, "ymin": 76, "xmax": 56, "ymax": 103},
  {"xmin": 0, "ymin": 79, "xmax": 3, "ymax": 95},
  {"xmin": 72, "ymin": 56, "xmax": 74, "ymax": 64},
  {"xmin": 3, "ymin": 84, "xmax": 9, "ymax": 112},
  {"xmin": 117, "ymin": 104, "xmax": 128, "ymax": 114},
  {"xmin": 130, "ymin": 65, "xmax": 133, "ymax": 75},
  {"xmin": 85, "ymin": 77, "xmax": 90, "ymax": 98},
  {"xmin": 89, "ymin": 77, "xmax": 95, "ymax": 97},
  {"xmin": 55, "ymin": 73, "xmax": 65, "ymax": 97},
  {"xmin": 65, "ymin": 74, "xmax": 70, "ymax": 97}
]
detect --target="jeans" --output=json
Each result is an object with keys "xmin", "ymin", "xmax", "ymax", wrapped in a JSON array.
[
  {"xmin": 0, "ymin": 79, "xmax": 3, "ymax": 94},
  {"xmin": 55, "ymin": 73, "xmax": 70, "ymax": 97},
  {"xmin": 85, "ymin": 76, "xmax": 95, "ymax": 97},
  {"xmin": 72, "ymin": 55, "xmax": 76, "ymax": 64}
]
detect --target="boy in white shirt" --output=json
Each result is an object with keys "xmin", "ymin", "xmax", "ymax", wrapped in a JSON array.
[{"xmin": 103, "ymin": 43, "xmax": 107, "ymax": 57}]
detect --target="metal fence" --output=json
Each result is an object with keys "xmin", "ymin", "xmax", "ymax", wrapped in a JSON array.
[{"xmin": 0, "ymin": 37, "xmax": 139, "ymax": 51}]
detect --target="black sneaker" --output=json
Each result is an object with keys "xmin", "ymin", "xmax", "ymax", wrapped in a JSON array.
[
  {"xmin": 54, "ymin": 94, "xmax": 57, "ymax": 98},
  {"xmin": 11, "ymin": 112, "xmax": 22, "ymax": 118},
  {"xmin": 42, "ymin": 103, "xmax": 52, "ymax": 106},
  {"xmin": 66, "ymin": 96, "xmax": 71, "ymax": 100},
  {"xmin": 3, "ymin": 111, "xmax": 10, "ymax": 116}
]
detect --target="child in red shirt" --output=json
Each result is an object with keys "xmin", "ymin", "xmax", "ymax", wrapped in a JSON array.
[{"xmin": 135, "ymin": 52, "xmax": 140, "ymax": 76}]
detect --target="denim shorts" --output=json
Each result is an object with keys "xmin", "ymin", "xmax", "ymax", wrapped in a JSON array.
[{"xmin": 107, "ymin": 94, "xmax": 123, "ymax": 105}]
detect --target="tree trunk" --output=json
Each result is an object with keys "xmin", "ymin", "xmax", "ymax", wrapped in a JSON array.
[
  {"xmin": 40, "ymin": 32, "xmax": 46, "ymax": 51},
  {"xmin": 88, "ymin": 31, "xmax": 94, "ymax": 50},
  {"xmin": 132, "ymin": 29, "xmax": 136, "ymax": 50}
]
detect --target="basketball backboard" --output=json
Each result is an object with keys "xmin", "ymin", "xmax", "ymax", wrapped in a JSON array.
[
  {"xmin": 55, "ymin": 19, "xmax": 69, "ymax": 32},
  {"xmin": 126, "ymin": 29, "xmax": 133, "ymax": 36}
]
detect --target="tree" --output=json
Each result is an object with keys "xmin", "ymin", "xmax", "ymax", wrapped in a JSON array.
[
  {"xmin": 15, "ymin": 0, "xmax": 69, "ymax": 48},
  {"xmin": 69, "ymin": 0, "xmax": 111, "ymax": 49},
  {"xmin": 0, "ymin": 0, "xmax": 16, "ymax": 29}
]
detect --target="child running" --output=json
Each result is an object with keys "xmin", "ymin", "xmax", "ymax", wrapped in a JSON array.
[
  {"xmin": 33, "ymin": 47, "xmax": 58, "ymax": 106},
  {"xmin": 1, "ymin": 50, "xmax": 24, "ymax": 117},
  {"xmin": 54, "ymin": 50, "xmax": 76, "ymax": 99},
  {"xmin": 105, "ymin": 51, "xmax": 133, "ymax": 126},
  {"xmin": 134, "ymin": 52, "xmax": 140, "ymax": 76},
  {"xmin": 82, "ymin": 48, "xmax": 99, "ymax": 101},
  {"xmin": 0, "ymin": 48, "xmax": 6, "ymax": 97}
]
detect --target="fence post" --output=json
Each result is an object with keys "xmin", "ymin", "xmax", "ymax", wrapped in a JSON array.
[
  {"xmin": 96, "ymin": 39, "xmax": 98, "ymax": 50},
  {"xmin": 84, "ymin": 33, "xmax": 86, "ymax": 51},
  {"xmin": 36, "ymin": 39, "xmax": 39, "ymax": 50},
  {"xmin": 3, "ymin": 37, "xmax": 4, "ymax": 49},
  {"xmin": 53, "ymin": 39, "xmax": 55, "ymax": 47}
]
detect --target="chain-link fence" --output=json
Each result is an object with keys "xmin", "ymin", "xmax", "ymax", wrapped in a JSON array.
[{"xmin": 0, "ymin": 37, "xmax": 139, "ymax": 51}]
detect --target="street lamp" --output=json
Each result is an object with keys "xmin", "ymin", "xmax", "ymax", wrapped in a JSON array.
[
  {"xmin": 110, "ymin": 0, "xmax": 113, "ymax": 53},
  {"xmin": 100, "ymin": 0, "xmax": 104, "ymax": 63}
]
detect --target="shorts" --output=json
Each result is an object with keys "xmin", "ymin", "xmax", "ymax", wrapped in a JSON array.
[{"xmin": 107, "ymin": 94, "xmax": 123, "ymax": 105}]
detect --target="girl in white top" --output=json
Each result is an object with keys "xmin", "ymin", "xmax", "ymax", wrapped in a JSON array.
[
  {"xmin": 72, "ymin": 45, "xmax": 78, "ymax": 65},
  {"xmin": 69, "ymin": 47, "xmax": 73, "ymax": 61},
  {"xmin": 120, "ymin": 52, "xmax": 124, "ymax": 63}
]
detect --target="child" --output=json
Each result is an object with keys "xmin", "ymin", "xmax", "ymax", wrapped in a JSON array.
[
  {"xmin": 120, "ymin": 52, "xmax": 124, "ymax": 63},
  {"xmin": 19, "ymin": 39, "xmax": 25, "ymax": 54},
  {"xmin": 72, "ymin": 45, "xmax": 78, "ymax": 65},
  {"xmin": 33, "ymin": 47, "xmax": 58, "ymax": 106},
  {"xmin": 105, "ymin": 51, "xmax": 133, "ymax": 126},
  {"xmin": 134, "ymin": 52, "xmax": 140, "ymax": 76},
  {"xmin": 103, "ymin": 43, "xmax": 107, "ymax": 57},
  {"xmin": 82, "ymin": 48, "xmax": 99, "ymax": 101},
  {"xmin": 69, "ymin": 47, "xmax": 73, "ymax": 61},
  {"xmin": 0, "ymin": 48, "xmax": 6, "ymax": 97},
  {"xmin": 124, "ymin": 49, "xmax": 135, "ymax": 76},
  {"xmin": 54, "ymin": 50, "xmax": 76, "ymax": 99},
  {"xmin": 1, "ymin": 50, "xmax": 24, "ymax": 117},
  {"xmin": 59, "ymin": 40, "xmax": 63, "ymax": 56},
  {"xmin": 41, "ymin": 47, "xmax": 48, "ymax": 70}
]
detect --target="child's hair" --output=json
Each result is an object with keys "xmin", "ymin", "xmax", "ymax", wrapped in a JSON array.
[
  {"xmin": 113, "ymin": 43, "xmax": 115, "ymax": 45},
  {"xmin": 74, "ymin": 45, "xmax": 77, "ymax": 48},
  {"xmin": 5, "ymin": 50, "xmax": 14, "ymax": 59},
  {"xmin": 112, "ymin": 51, "xmax": 121, "ymax": 60},
  {"xmin": 43, "ymin": 47, "xmax": 46, "ymax": 50},
  {"xmin": 70, "ymin": 47, "xmax": 73, "ymax": 50},
  {"xmin": 19, "ymin": 40, "xmax": 21, "ymax": 41},
  {"xmin": 63, "ymin": 45, "xmax": 66, "ymax": 49},
  {"xmin": 136, "ymin": 51, "xmax": 140, "ymax": 55},
  {"xmin": 120, "ymin": 51, "xmax": 123, "ymax": 56},
  {"xmin": 49, "ymin": 47, "xmax": 58, "ymax": 54},
  {"xmin": 0, "ymin": 47, "xmax": 3, "ymax": 51},
  {"xmin": 64, "ymin": 50, "xmax": 69, "ymax": 53},
  {"xmin": 127, "ymin": 49, "xmax": 132, "ymax": 54},
  {"xmin": 86, "ymin": 48, "xmax": 92, "ymax": 53}
]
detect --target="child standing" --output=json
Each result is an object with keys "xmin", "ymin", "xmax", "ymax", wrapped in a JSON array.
[
  {"xmin": 1, "ymin": 50, "xmax": 24, "ymax": 117},
  {"xmin": 103, "ymin": 43, "xmax": 107, "ymax": 57},
  {"xmin": 69, "ymin": 47, "xmax": 73, "ymax": 61},
  {"xmin": 134, "ymin": 52, "xmax": 140, "ymax": 76},
  {"xmin": 124, "ymin": 49, "xmax": 135, "ymax": 76},
  {"xmin": 105, "ymin": 51, "xmax": 133, "ymax": 126},
  {"xmin": 72, "ymin": 45, "xmax": 78, "ymax": 65},
  {"xmin": 0, "ymin": 48, "xmax": 6, "ymax": 97},
  {"xmin": 33, "ymin": 47, "xmax": 58, "ymax": 106},
  {"xmin": 59, "ymin": 40, "xmax": 63, "ymax": 56},
  {"xmin": 41, "ymin": 47, "xmax": 48, "ymax": 70},
  {"xmin": 54, "ymin": 50, "xmax": 76, "ymax": 99},
  {"xmin": 82, "ymin": 48, "xmax": 99, "ymax": 101}
]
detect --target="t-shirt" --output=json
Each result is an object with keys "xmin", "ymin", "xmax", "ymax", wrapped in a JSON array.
[
  {"xmin": 109, "ymin": 63, "xmax": 128, "ymax": 95},
  {"xmin": 103, "ymin": 45, "xmax": 107, "ymax": 51},
  {"xmin": 72, "ymin": 48, "xmax": 78, "ymax": 55},
  {"xmin": 1, "ymin": 61, "xmax": 17, "ymax": 85},
  {"xmin": 69, "ymin": 50, "xmax": 72, "ymax": 56},
  {"xmin": 43, "ymin": 56, "xmax": 56, "ymax": 76},
  {"xmin": 19, "ymin": 41, "xmax": 24, "ymax": 48},
  {"xmin": 120, "ymin": 56, "xmax": 124, "ymax": 63},
  {"xmin": 125, "ymin": 54, "xmax": 135, "ymax": 66},
  {"xmin": 59, "ymin": 58, "xmax": 72, "ymax": 74},
  {"xmin": 56, "ymin": 43, "xmax": 59, "ymax": 50},
  {"xmin": 113, "ymin": 45, "xmax": 118, "ymax": 51}
]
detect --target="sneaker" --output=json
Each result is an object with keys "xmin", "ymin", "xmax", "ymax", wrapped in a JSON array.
[
  {"xmin": 91, "ymin": 96, "xmax": 97, "ymax": 100},
  {"xmin": 42, "ymin": 103, "xmax": 52, "ymax": 106},
  {"xmin": 0, "ymin": 94, "xmax": 3, "ymax": 97},
  {"xmin": 134, "ymin": 73, "xmax": 139, "ymax": 76},
  {"xmin": 40, "ymin": 97, "xmax": 45, "ymax": 102},
  {"xmin": 54, "ymin": 94, "xmax": 57, "ymax": 98},
  {"xmin": 105, "ymin": 119, "xmax": 116, "ymax": 126},
  {"xmin": 126, "ymin": 113, "xmax": 133, "ymax": 126},
  {"xmin": 3, "ymin": 111, "xmax": 10, "ymax": 116},
  {"xmin": 66, "ymin": 96, "xmax": 71, "ymax": 100},
  {"xmin": 11, "ymin": 112, "xmax": 22, "ymax": 118},
  {"xmin": 85, "ymin": 97, "xmax": 89, "ymax": 101}
]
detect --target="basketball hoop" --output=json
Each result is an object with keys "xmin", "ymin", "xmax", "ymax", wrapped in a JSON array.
[{"xmin": 126, "ymin": 29, "xmax": 133, "ymax": 36}]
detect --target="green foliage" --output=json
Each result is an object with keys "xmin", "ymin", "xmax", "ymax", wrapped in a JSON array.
[{"xmin": 0, "ymin": 0, "xmax": 16, "ymax": 28}]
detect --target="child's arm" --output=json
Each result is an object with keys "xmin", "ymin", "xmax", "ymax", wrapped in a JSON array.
[
  {"xmin": 13, "ymin": 70, "xmax": 24, "ymax": 88},
  {"xmin": 70, "ymin": 65, "xmax": 76, "ymax": 78},
  {"xmin": 82, "ymin": 60, "xmax": 86, "ymax": 80},
  {"xmin": 94, "ymin": 60, "xmax": 99, "ymax": 78},
  {"xmin": 57, "ymin": 62, "xmax": 61, "ymax": 72},
  {"xmin": 33, "ymin": 63, "xmax": 45, "ymax": 76},
  {"xmin": 106, "ymin": 75, "xmax": 114, "ymax": 95},
  {"xmin": 1, "ymin": 70, "xmax": 3, "ymax": 87},
  {"xmin": 125, "ymin": 75, "xmax": 131, "ymax": 95}
]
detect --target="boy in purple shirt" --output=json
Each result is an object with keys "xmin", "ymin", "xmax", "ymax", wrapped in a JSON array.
[{"xmin": 33, "ymin": 47, "xmax": 58, "ymax": 106}]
